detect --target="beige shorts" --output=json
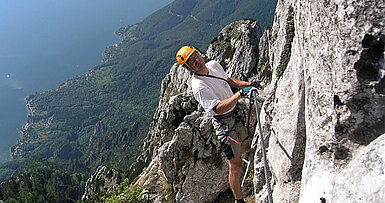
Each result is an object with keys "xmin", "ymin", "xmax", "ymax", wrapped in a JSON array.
[{"xmin": 212, "ymin": 107, "xmax": 250, "ymax": 160}]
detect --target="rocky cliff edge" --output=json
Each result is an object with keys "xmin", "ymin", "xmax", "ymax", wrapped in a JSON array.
[{"xmin": 83, "ymin": 0, "xmax": 385, "ymax": 202}]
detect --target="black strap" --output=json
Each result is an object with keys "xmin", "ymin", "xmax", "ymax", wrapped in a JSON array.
[
  {"xmin": 194, "ymin": 73, "xmax": 231, "ymax": 86},
  {"xmin": 194, "ymin": 73, "xmax": 238, "ymax": 94},
  {"xmin": 213, "ymin": 108, "xmax": 237, "ymax": 120}
]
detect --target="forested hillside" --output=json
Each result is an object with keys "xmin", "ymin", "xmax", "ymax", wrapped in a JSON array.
[{"xmin": 0, "ymin": 0, "xmax": 277, "ymax": 201}]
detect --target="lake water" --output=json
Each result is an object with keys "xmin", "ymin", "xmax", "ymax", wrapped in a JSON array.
[{"xmin": 0, "ymin": 0, "xmax": 173, "ymax": 163}]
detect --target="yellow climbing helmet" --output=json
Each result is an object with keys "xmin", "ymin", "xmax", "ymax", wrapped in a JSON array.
[{"xmin": 176, "ymin": 46, "xmax": 196, "ymax": 66}]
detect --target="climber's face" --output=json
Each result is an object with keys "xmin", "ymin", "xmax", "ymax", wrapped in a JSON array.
[{"xmin": 186, "ymin": 51, "xmax": 206, "ymax": 72}]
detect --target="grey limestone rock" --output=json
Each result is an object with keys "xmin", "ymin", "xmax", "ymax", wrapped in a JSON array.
[
  {"xmin": 132, "ymin": 19, "xmax": 261, "ymax": 202},
  {"xmin": 252, "ymin": 0, "xmax": 385, "ymax": 202},
  {"xmin": 207, "ymin": 19, "xmax": 263, "ymax": 80},
  {"xmin": 89, "ymin": 1, "xmax": 385, "ymax": 201}
]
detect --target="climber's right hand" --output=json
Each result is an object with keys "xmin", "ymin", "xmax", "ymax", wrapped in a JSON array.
[
  {"xmin": 239, "ymin": 86, "xmax": 251, "ymax": 97},
  {"xmin": 251, "ymin": 80, "xmax": 263, "ymax": 89},
  {"xmin": 239, "ymin": 86, "xmax": 257, "ymax": 97}
]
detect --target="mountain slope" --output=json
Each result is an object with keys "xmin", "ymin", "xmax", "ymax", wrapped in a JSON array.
[
  {"xmin": 0, "ymin": 0, "xmax": 277, "ymax": 201},
  {"xmin": 9, "ymin": 0, "xmax": 277, "ymax": 170}
]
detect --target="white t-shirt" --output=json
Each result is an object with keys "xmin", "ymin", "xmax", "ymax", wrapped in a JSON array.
[{"xmin": 192, "ymin": 61, "xmax": 234, "ymax": 116}]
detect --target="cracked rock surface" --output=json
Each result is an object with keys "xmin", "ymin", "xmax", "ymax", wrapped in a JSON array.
[
  {"xmin": 132, "ymin": 19, "xmax": 261, "ymax": 202},
  {"xmin": 84, "ymin": 1, "xmax": 385, "ymax": 201},
  {"xmin": 254, "ymin": 0, "xmax": 385, "ymax": 202}
]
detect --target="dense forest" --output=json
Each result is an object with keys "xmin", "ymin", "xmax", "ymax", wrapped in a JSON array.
[{"xmin": 0, "ymin": 0, "xmax": 277, "ymax": 201}]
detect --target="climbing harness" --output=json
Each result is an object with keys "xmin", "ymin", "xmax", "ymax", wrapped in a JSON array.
[
  {"xmin": 211, "ymin": 89, "xmax": 256, "ymax": 145},
  {"xmin": 212, "ymin": 104, "xmax": 251, "ymax": 145}
]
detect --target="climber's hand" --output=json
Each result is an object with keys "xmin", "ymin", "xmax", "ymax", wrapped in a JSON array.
[
  {"xmin": 251, "ymin": 80, "xmax": 263, "ymax": 89},
  {"xmin": 239, "ymin": 86, "xmax": 258, "ymax": 97},
  {"xmin": 239, "ymin": 86, "xmax": 252, "ymax": 97}
]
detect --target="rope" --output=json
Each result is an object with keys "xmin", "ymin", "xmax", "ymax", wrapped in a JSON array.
[{"xmin": 251, "ymin": 90, "xmax": 272, "ymax": 203}]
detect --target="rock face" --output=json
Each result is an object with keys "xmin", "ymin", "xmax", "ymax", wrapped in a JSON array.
[
  {"xmin": 82, "ymin": 166, "xmax": 124, "ymax": 201},
  {"xmin": 131, "ymin": 19, "xmax": 262, "ymax": 202},
  {"xmin": 133, "ymin": 69, "xmax": 230, "ymax": 203},
  {"xmin": 84, "ymin": 0, "xmax": 385, "ymax": 201},
  {"xmin": 252, "ymin": 0, "xmax": 385, "ymax": 202},
  {"xmin": 207, "ymin": 20, "xmax": 262, "ymax": 80}
]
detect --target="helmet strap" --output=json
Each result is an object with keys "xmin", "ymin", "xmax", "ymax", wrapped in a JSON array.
[
  {"xmin": 184, "ymin": 62, "xmax": 205, "ymax": 73},
  {"xmin": 184, "ymin": 63, "xmax": 196, "ymax": 73}
]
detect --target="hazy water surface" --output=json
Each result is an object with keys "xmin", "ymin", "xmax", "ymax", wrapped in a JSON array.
[{"xmin": 0, "ymin": 0, "xmax": 173, "ymax": 163}]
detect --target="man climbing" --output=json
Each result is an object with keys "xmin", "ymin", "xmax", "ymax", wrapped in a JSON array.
[{"xmin": 176, "ymin": 46, "xmax": 260, "ymax": 203}]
